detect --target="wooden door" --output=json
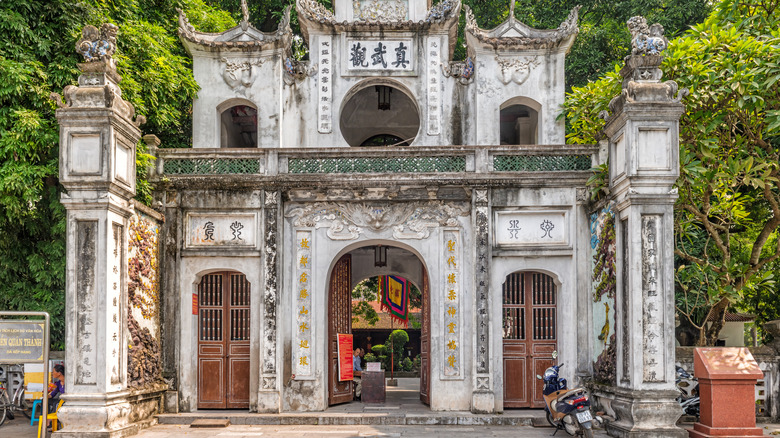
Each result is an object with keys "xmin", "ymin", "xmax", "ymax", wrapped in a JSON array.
[
  {"xmin": 502, "ymin": 272, "xmax": 557, "ymax": 408},
  {"xmin": 328, "ymin": 254, "xmax": 352, "ymax": 406},
  {"xmin": 198, "ymin": 272, "xmax": 251, "ymax": 409},
  {"xmin": 419, "ymin": 266, "xmax": 431, "ymax": 405}
]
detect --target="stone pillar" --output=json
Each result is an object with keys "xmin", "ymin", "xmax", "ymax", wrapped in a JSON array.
[
  {"xmin": 601, "ymin": 17, "xmax": 688, "ymax": 438},
  {"xmin": 54, "ymin": 24, "xmax": 145, "ymax": 437}
]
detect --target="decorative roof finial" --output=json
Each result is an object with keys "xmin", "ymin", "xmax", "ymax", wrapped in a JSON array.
[
  {"xmin": 241, "ymin": 0, "xmax": 250, "ymax": 23},
  {"xmin": 508, "ymin": 0, "xmax": 516, "ymax": 22},
  {"xmin": 76, "ymin": 23, "xmax": 118, "ymax": 63},
  {"xmin": 627, "ymin": 16, "xmax": 667, "ymax": 56}
]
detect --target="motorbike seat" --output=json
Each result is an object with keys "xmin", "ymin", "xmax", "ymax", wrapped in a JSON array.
[{"xmin": 555, "ymin": 387, "xmax": 586, "ymax": 404}]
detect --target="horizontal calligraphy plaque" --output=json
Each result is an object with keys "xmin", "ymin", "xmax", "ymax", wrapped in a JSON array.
[
  {"xmin": 345, "ymin": 38, "xmax": 415, "ymax": 73},
  {"xmin": 494, "ymin": 210, "xmax": 568, "ymax": 247},
  {"xmin": 186, "ymin": 213, "xmax": 258, "ymax": 248}
]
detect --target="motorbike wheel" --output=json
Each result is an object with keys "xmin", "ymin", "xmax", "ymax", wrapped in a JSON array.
[
  {"xmin": 546, "ymin": 409, "xmax": 555, "ymax": 427},
  {"xmin": 581, "ymin": 427, "xmax": 594, "ymax": 438}
]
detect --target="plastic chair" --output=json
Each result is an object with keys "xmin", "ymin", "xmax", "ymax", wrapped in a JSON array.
[
  {"xmin": 37, "ymin": 399, "xmax": 64, "ymax": 438},
  {"xmin": 30, "ymin": 399, "xmax": 42, "ymax": 425}
]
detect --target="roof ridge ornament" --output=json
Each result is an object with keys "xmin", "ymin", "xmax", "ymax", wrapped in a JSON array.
[{"xmin": 464, "ymin": 4, "xmax": 580, "ymax": 51}]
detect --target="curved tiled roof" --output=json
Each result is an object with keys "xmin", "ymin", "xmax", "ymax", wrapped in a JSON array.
[
  {"xmin": 465, "ymin": 5, "xmax": 580, "ymax": 51},
  {"xmin": 297, "ymin": 0, "xmax": 461, "ymax": 43},
  {"xmin": 177, "ymin": 6, "xmax": 292, "ymax": 52}
]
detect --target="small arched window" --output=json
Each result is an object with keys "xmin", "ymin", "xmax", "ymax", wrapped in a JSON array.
[
  {"xmin": 500, "ymin": 104, "xmax": 539, "ymax": 145},
  {"xmin": 220, "ymin": 104, "xmax": 257, "ymax": 148}
]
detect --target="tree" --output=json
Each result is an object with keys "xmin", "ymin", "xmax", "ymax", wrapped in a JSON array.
[
  {"xmin": 0, "ymin": 0, "xmax": 235, "ymax": 349},
  {"xmin": 565, "ymin": 0, "xmax": 780, "ymax": 345},
  {"xmin": 351, "ymin": 276, "xmax": 422, "ymax": 326}
]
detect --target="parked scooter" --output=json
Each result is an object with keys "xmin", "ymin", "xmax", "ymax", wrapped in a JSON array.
[
  {"xmin": 675, "ymin": 365, "xmax": 700, "ymax": 418},
  {"xmin": 537, "ymin": 352, "xmax": 601, "ymax": 437}
]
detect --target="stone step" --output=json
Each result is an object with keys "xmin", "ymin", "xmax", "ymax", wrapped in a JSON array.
[{"xmin": 157, "ymin": 412, "xmax": 540, "ymax": 427}]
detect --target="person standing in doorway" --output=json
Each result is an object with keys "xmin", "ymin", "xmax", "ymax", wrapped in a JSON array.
[{"xmin": 353, "ymin": 347, "xmax": 364, "ymax": 400}]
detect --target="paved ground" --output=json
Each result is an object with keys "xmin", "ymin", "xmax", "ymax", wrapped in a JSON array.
[{"xmin": 2, "ymin": 379, "xmax": 778, "ymax": 437}]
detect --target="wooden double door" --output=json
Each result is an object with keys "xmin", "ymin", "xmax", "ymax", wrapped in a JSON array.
[
  {"xmin": 502, "ymin": 271, "xmax": 557, "ymax": 408},
  {"xmin": 197, "ymin": 272, "xmax": 251, "ymax": 409},
  {"xmin": 327, "ymin": 254, "xmax": 431, "ymax": 406}
]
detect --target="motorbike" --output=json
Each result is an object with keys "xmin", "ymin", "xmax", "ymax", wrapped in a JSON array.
[
  {"xmin": 537, "ymin": 352, "xmax": 601, "ymax": 437},
  {"xmin": 675, "ymin": 365, "xmax": 700, "ymax": 418}
]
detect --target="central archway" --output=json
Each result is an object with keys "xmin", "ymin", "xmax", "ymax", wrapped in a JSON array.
[
  {"xmin": 339, "ymin": 80, "xmax": 421, "ymax": 147},
  {"xmin": 326, "ymin": 243, "xmax": 431, "ymax": 406}
]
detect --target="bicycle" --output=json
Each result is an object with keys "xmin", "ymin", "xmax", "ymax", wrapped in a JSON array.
[{"xmin": 0, "ymin": 374, "xmax": 32, "ymax": 427}]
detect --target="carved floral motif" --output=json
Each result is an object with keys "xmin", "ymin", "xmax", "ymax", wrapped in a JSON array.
[
  {"xmin": 353, "ymin": 0, "xmax": 408, "ymax": 21},
  {"xmin": 284, "ymin": 202, "xmax": 469, "ymax": 240},
  {"xmin": 220, "ymin": 58, "xmax": 264, "ymax": 92},
  {"xmin": 496, "ymin": 56, "xmax": 540, "ymax": 85}
]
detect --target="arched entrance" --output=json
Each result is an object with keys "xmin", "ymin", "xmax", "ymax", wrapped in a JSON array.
[
  {"xmin": 500, "ymin": 97, "xmax": 541, "ymax": 145},
  {"xmin": 196, "ymin": 271, "xmax": 251, "ymax": 409},
  {"xmin": 327, "ymin": 244, "xmax": 431, "ymax": 406},
  {"xmin": 502, "ymin": 271, "xmax": 557, "ymax": 408},
  {"xmin": 339, "ymin": 81, "xmax": 421, "ymax": 146}
]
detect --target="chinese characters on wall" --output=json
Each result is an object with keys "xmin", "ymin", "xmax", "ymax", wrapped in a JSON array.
[
  {"xmin": 187, "ymin": 214, "xmax": 256, "ymax": 247},
  {"xmin": 109, "ymin": 223, "xmax": 123, "ymax": 385},
  {"xmin": 294, "ymin": 230, "xmax": 313, "ymax": 378},
  {"xmin": 443, "ymin": 229, "xmax": 461, "ymax": 377},
  {"xmin": 475, "ymin": 206, "xmax": 490, "ymax": 374},
  {"xmin": 346, "ymin": 39, "xmax": 414, "ymax": 72},
  {"xmin": 427, "ymin": 37, "xmax": 441, "ymax": 135},
  {"xmin": 318, "ymin": 36, "xmax": 333, "ymax": 133},
  {"xmin": 494, "ymin": 211, "xmax": 567, "ymax": 246},
  {"xmin": 75, "ymin": 221, "xmax": 97, "ymax": 385},
  {"xmin": 642, "ymin": 215, "xmax": 664, "ymax": 382}
]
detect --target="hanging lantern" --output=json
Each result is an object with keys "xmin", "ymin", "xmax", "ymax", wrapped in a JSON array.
[
  {"xmin": 374, "ymin": 244, "xmax": 387, "ymax": 267},
  {"xmin": 376, "ymin": 85, "xmax": 392, "ymax": 111}
]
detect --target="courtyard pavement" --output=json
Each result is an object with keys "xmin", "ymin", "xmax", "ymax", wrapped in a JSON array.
[{"xmin": 2, "ymin": 379, "xmax": 778, "ymax": 437}]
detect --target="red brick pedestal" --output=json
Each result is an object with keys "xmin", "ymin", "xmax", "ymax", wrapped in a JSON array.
[{"xmin": 688, "ymin": 347, "xmax": 763, "ymax": 438}]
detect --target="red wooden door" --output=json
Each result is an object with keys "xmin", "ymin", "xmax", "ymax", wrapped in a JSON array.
[
  {"xmin": 502, "ymin": 272, "xmax": 557, "ymax": 408},
  {"xmin": 419, "ymin": 266, "xmax": 431, "ymax": 405},
  {"xmin": 328, "ymin": 254, "xmax": 353, "ymax": 406},
  {"xmin": 198, "ymin": 272, "xmax": 251, "ymax": 409}
]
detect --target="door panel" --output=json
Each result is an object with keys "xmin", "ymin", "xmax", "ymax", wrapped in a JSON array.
[
  {"xmin": 502, "ymin": 272, "xmax": 557, "ymax": 408},
  {"xmin": 420, "ymin": 266, "xmax": 430, "ymax": 405},
  {"xmin": 198, "ymin": 272, "xmax": 251, "ymax": 409},
  {"xmin": 328, "ymin": 255, "xmax": 353, "ymax": 406}
]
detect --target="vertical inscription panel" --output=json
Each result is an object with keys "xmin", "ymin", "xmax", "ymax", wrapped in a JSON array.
[
  {"xmin": 427, "ymin": 36, "xmax": 441, "ymax": 136},
  {"xmin": 262, "ymin": 192, "xmax": 279, "ymax": 376},
  {"xmin": 442, "ymin": 229, "xmax": 461, "ymax": 378},
  {"xmin": 76, "ymin": 220, "xmax": 98, "ymax": 385},
  {"xmin": 293, "ymin": 230, "xmax": 313, "ymax": 378},
  {"xmin": 642, "ymin": 215, "xmax": 664, "ymax": 382},
  {"xmin": 109, "ymin": 222, "xmax": 123, "ymax": 385},
  {"xmin": 318, "ymin": 36, "xmax": 333, "ymax": 133},
  {"xmin": 475, "ymin": 205, "xmax": 490, "ymax": 374}
]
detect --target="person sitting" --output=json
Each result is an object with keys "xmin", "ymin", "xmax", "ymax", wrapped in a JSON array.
[
  {"xmin": 352, "ymin": 347, "xmax": 364, "ymax": 400},
  {"xmin": 47, "ymin": 364, "xmax": 65, "ymax": 428}
]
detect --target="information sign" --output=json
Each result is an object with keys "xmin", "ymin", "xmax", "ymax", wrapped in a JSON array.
[
  {"xmin": 0, "ymin": 321, "xmax": 45, "ymax": 363},
  {"xmin": 337, "ymin": 333, "xmax": 353, "ymax": 381}
]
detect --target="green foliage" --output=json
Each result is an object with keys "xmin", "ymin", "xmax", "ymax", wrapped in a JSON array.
[
  {"xmin": 566, "ymin": 0, "xmax": 780, "ymax": 345},
  {"xmin": 364, "ymin": 352, "xmax": 378, "ymax": 363},
  {"xmin": 463, "ymin": 0, "xmax": 710, "ymax": 89},
  {"xmin": 401, "ymin": 357, "xmax": 413, "ymax": 372},
  {"xmin": 371, "ymin": 344, "xmax": 387, "ymax": 356},
  {"xmin": 388, "ymin": 329, "xmax": 409, "ymax": 356},
  {"xmin": 351, "ymin": 276, "xmax": 423, "ymax": 326},
  {"xmin": 0, "ymin": 0, "xmax": 234, "ymax": 350}
]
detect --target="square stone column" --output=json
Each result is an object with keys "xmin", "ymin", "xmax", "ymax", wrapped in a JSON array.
[
  {"xmin": 601, "ymin": 16, "xmax": 688, "ymax": 438},
  {"xmin": 53, "ymin": 23, "xmax": 145, "ymax": 437}
]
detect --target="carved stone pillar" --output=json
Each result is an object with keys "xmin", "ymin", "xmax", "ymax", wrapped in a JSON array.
[
  {"xmin": 257, "ymin": 189, "xmax": 281, "ymax": 412},
  {"xmin": 471, "ymin": 188, "xmax": 494, "ymax": 413},
  {"xmin": 601, "ymin": 16, "xmax": 687, "ymax": 438},
  {"xmin": 54, "ymin": 24, "xmax": 146, "ymax": 437}
]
